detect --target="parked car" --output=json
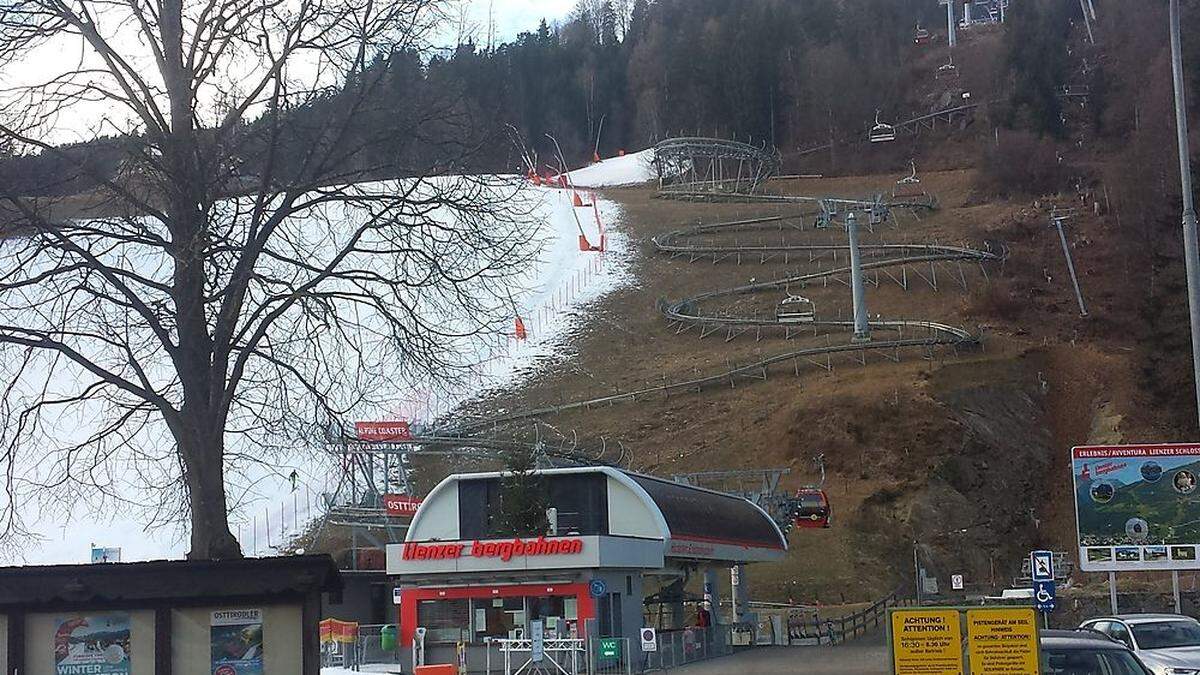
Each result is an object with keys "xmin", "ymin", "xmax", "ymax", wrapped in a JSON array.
[
  {"xmin": 1041, "ymin": 629, "xmax": 1153, "ymax": 674},
  {"xmin": 1079, "ymin": 614, "xmax": 1200, "ymax": 675}
]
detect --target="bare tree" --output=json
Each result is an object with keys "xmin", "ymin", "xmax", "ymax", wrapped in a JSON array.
[
  {"xmin": 612, "ymin": 0, "xmax": 632, "ymax": 40},
  {"xmin": 0, "ymin": 0, "xmax": 537, "ymax": 559}
]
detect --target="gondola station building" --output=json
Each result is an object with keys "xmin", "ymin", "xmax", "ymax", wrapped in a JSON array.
[{"xmin": 386, "ymin": 466, "xmax": 788, "ymax": 666}]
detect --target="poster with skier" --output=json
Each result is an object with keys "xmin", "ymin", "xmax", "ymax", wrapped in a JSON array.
[{"xmin": 54, "ymin": 613, "xmax": 131, "ymax": 675}]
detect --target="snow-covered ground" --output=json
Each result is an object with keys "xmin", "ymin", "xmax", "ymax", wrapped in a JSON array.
[
  {"xmin": 566, "ymin": 149, "xmax": 654, "ymax": 188},
  {"xmin": 0, "ymin": 180, "xmax": 631, "ymax": 564}
]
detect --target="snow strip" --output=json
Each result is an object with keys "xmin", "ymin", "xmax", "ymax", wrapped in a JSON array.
[{"xmin": 566, "ymin": 148, "xmax": 654, "ymax": 188}]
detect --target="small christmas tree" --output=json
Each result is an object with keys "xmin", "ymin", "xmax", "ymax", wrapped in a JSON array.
[{"xmin": 498, "ymin": 447, "xmax": 550, "ymax": 537}]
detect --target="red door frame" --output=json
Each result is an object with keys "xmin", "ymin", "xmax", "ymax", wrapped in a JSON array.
[{"xmin": 398, "ymin": 582, "xmax": 595, "ymax": 647}]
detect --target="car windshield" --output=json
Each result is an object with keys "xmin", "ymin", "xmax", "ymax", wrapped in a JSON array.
[
  {"xmin": 1042, "ymin": 648, "xmax": 1148, "ymax": 674},
  {"xmin": 1130, "ymin": 620, "xmax": 1200, "ymax": 650},
  {"xmin": 798, "ymin": 495, "xmax": 825, "ymax": 507}
]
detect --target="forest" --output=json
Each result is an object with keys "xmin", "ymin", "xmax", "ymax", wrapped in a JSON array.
[{"xmin": 0, "ymin": 0, "xmax": 1171, "ymax": 195}]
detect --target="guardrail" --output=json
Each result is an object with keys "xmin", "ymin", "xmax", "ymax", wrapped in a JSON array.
[{"xmin": 786, "ymin": 590, "xmax": 907, "ymax": 645}]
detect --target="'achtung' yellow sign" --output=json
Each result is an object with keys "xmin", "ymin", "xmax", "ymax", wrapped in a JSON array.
[
  {"xmin": 891, "ymin": 609, "xmax": 965, "ymax": 675},
  {"xmin": 966, "ymin": 607, "xmax": 1040, "ymax": 674}
]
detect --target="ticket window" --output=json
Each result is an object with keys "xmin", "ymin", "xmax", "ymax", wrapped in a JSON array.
[
  {"xmin": 474, "ymin": 597, "xmax": 526, "ymax": 641},
  {"xmin": 529, "ymin": 596, "xmax": 570, "ymax": 639},
  {"xmin": 417, "ymin": 599, "xmax": 470, "ymax": 643}
]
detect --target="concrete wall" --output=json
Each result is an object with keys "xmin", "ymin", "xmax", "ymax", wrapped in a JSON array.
[
  {"xmin": 592, "ymin": 569, "xmax": 646, "ymax": 645},
  {"xmin": 26, "ymin": 610, "xmax": 154, "ymax": 675},
  {"xmin": 172, "ymin": 605, "xmax": 302, "ymax": 675},
  {"xmin": 324, "ymin": 573, "xmax": 388, "ymax": 624}
]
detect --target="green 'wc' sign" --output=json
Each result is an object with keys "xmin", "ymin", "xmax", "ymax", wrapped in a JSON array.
[{"xmin": 599, "ymin": 638, "xmax": 621, "ymax": 659}]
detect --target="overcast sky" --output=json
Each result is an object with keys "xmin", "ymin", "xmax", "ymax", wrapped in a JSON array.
[{"xmin": 454, "ymin": 0, "xmax": 577, "ymax": 45}]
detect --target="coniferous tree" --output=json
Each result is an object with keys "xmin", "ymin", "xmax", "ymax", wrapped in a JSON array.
[{"xmin": 498, "ymin": 448, "xmax": 550, "ymax": 537}]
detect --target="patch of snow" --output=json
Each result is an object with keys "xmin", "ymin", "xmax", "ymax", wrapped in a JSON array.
[
  {"xmin": 566, "ymin": 149, "xmax": 655, "ymax": 188},
  {"xmin": 322, "ymin": 666, "xmax": 404, "ymax": 674},
  {"xmin": 1, "ymin": 180, "xmax": 632, "ymax": 563}
]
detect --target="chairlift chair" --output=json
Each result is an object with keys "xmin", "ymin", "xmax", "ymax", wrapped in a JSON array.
[
  {"xmin": 776, "ymin": 295, "xmax": 816, "ymax": 324},
  {"xmin": 869, "ymin": 110, "xmax": 897, "ymax": 143},
  {"xmin": 914, "ymin": 24, "xmax": 931, "ymax": 44},
  {"xmin": 937, "ymin": 55, "xmax": 959, "ymax": 79},
  {"xmin": 814, "ymin": 200, "xmax": 838, "ymax": 229},
  {"xmin": 893, "ymin": 159, "xmax": 925, "ymax": 198}
]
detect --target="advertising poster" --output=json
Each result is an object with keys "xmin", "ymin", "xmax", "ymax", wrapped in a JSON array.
[
  {"xmin": 54, "ymin": 613, "xmax": 131, "ymax": 675},
  {"xmin": 211, "ymin": 609, "xmax": 264, "ymax": 675},
  {"xmin": 1073, "ymin": 443, "xmax": 1200, "ymax": 571}
]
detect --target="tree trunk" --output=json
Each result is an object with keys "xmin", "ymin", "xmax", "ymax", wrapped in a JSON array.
[{"xmin": 179, "ymin": 426, "xmax": 242, "ymax": 559}]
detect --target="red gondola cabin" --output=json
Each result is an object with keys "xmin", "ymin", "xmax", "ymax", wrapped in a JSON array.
[{"xmin": 793, "ymin": 488, "xmax": 831, "ymax": 528}]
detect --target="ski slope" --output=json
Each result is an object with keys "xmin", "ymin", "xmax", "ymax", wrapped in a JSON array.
[
  {"xmin": 0, "ymin": 180, "xmax": 630, "ymax": 564},
  {"xmin": 566, "ymin": 149, "xmax": 654, "ymax": 188}
]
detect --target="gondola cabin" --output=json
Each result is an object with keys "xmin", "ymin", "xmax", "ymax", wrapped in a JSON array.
[
  {"xmin": 776, "ymin": 295, "xmax": 816, "ymax": 323},
  {"xmin": 793, "ymin": 488, "xmax": 831, "ymax": 529}
]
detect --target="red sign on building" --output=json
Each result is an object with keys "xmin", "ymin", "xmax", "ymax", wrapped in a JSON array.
[
  {"xmin": 383, "ymin": 494, "xmax": 422, "ymax": 517},
  {"xmin": 354, "ymin": 421, "xmax": 412, "ymax": 442},
  {"xmin": 399, "ymin": 536, "xmax": 585, "ymax": 562}
]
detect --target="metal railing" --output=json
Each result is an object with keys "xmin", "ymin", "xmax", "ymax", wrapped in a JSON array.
[
  {"xmin": 588, "ymin": 637, "xmax": 634, "ymax": 675},
  {"xmin": 642, "ymin": 625, "xmax": 734, "ymax": 671},
  {"xmin": 348, "ymin": 624, "xmax": 402, "ymax": 668},
  {"xmin": 497, "ymin": 637, "xmax": 586, "ymax": 674},
  {"xmin": 786, "ymin": 590, "xmax": 906, "ymax": 645}
]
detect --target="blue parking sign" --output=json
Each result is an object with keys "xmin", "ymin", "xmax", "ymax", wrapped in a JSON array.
[{"xmin": 1034, "ymin": 579, "xmax": 1057, "ymax": 612}]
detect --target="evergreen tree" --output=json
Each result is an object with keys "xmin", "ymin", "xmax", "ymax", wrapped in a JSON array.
[{"xmin": 498, "ymin": 448, "xmax": 550, "ymax": 537}]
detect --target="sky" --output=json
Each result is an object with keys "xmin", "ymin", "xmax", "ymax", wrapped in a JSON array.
[{"xmin": 455, "ymin": 0, "xmax": 577, "ymax": 45}]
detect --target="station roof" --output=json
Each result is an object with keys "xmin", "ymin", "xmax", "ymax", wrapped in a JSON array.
[
  {"xmin": 408, "ymin": 466, "xmax": 787, "ymax": 562},
  {"xmin": 625, "ymin": 472, "xmax": 787, "ymax": 552}
]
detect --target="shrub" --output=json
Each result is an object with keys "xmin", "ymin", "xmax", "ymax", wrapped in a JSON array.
[{"xmin": 975, "ymin": 131, "xmax": 1068, "ymax": 198}]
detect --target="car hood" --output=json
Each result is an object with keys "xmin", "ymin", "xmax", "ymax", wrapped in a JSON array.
[{"xmin": 1140, "ymin": 645, "xmax": 1200, "ymax": 668}]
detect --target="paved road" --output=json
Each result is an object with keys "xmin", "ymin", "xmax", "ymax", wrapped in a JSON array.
[{"xmin": 666, "ymin": 643, "xmax": 890, "ymax": 674}]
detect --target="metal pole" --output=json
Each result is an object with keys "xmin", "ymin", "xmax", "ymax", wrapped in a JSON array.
[
  {"xmin": 1079, "ymin": 0, "xmax": 1095, "ymax": 44},
  {"xmin": 730, "ymin": 564, "xmax": 748, "ymax": 624},
  {"xmin": 1175, "ymin": 571, "xmax": 1183, "ymax": 613},
  {"xmin": 946, "ymin": 1, "xmax": 956, "ymax": 48},
  {"xmin": 1054, "ymin": 218, "xmax": 1089, "ymax": 317},
  {"xmin": 914, "ymin": 542, "xmax": 922, "ymax": 606},
  {"xmin": 1109, "ymin": 571, "xmax": 1119, "ymax": 613},
  {"xmin": 847, "ymin": 212, "xmax": 871, "ymax": 342},
  {"xmin": 1170, "ymin": 0, "xmax": 1200, "ymax": 432}
]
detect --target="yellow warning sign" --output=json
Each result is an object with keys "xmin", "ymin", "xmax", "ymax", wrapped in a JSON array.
[
  {"xmin": 966, "ymin": 607, "xmax": 1040, "ymax": 674},
  {"xmin": 891, "ymin": 609, "xmax": 964, "ymax": 675}
]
